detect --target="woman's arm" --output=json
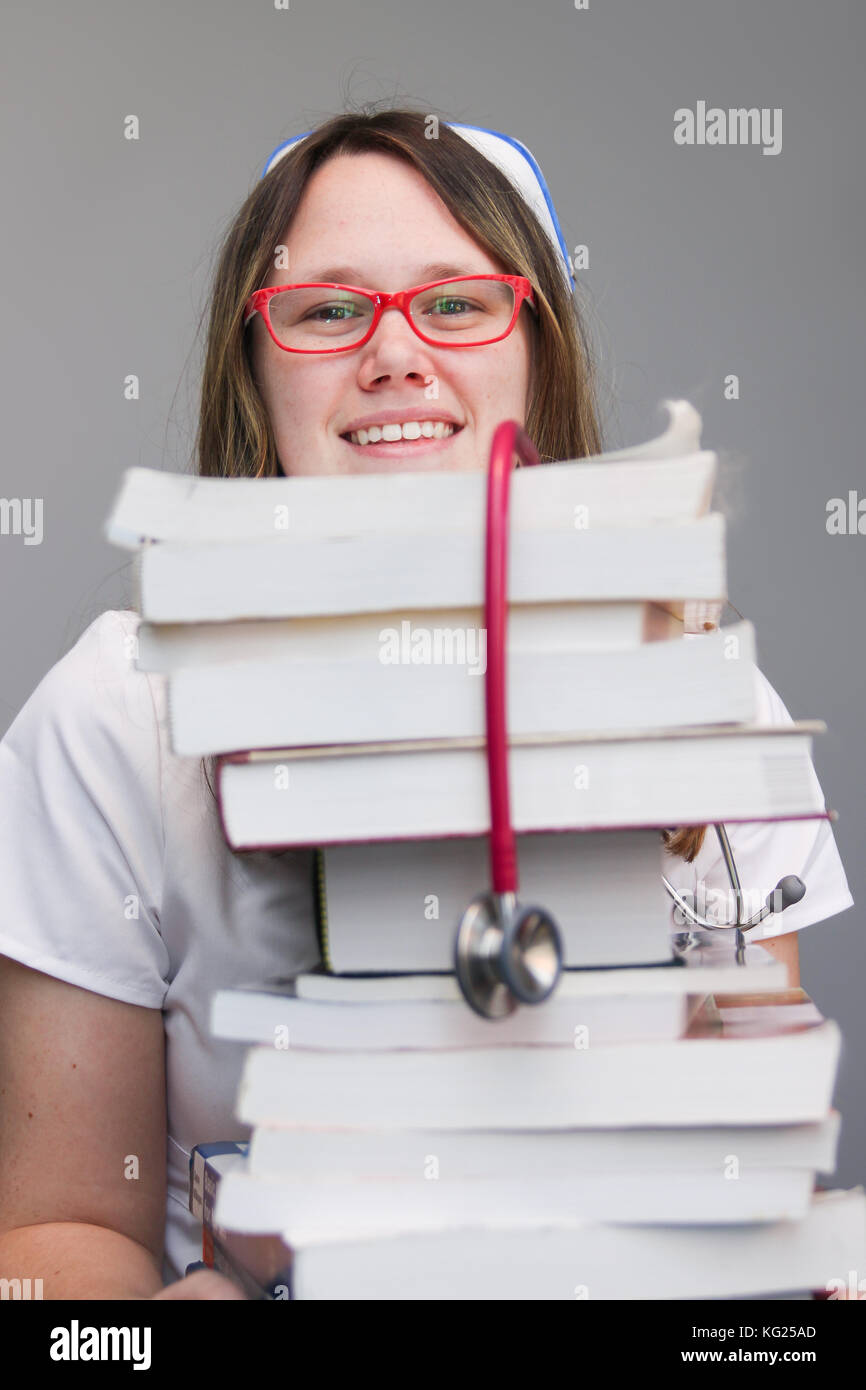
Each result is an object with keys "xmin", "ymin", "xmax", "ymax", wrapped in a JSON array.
[
  {"xmin": 0, "ymin": 953, "xmax": 169, "ymax": 1298},
  {"xmin": 755, "ymin": 930, "xmax": 800, "ymax": 988}
]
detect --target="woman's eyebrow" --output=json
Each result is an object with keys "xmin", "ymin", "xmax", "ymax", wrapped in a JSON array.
[{"xmin": 300, "ymin": 262, "xmax": 478, "ymax": 285}]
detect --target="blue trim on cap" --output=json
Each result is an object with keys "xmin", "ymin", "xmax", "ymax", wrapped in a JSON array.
[
  {"xmin": 451, "ymin": 123, "xmax": 574, "ymax": 291},
  {"xmin": 261, "ymin": 130, "xmax": 312, "ymax": 179}
]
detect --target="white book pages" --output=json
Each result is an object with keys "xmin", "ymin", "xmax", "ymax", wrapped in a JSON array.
[
  {"xmin": 215, "ymin": 1165, "xmax": 815, "ymax": 1238},
  {"xmin": 104, "ymin": 399, "xmax": 715, "ymax": 549},
  {"xmin": 137, "ymin": 602, "xmax": 675, "ymax": 673},
  {"xmin": 217, "ymin": 725, "xmax": 825, "ymax": 847},
  {"xmin": 285, "ymin": 1188, "xmax": 866, "ymax": 1300},
  {"xmin": 166, "ymin": 620, "xmax": 756, "ymax": 757},
  {"xmin": 244, "ymin": 1113, "xmax": 840, "ymax": 1180},
  {"xmin": 134, "ymin": 514, "xmax": 726, "ymax": 622},
  {"xmin": 236, "ymin": 1019, "xmax": 841, "ymax": 1129}
]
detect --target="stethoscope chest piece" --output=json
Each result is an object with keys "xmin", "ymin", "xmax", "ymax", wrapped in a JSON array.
[{"xmin": 455, "ymin": 891, "xmax": 564, "ymax": 1020}]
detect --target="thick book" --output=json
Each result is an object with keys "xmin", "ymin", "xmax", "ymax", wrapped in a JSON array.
[
  {"xmin": 136, "ymin": 601, "xmax": 684, "ymax": 675},
  {"xmin": 208, "ymin": 950, "xmax": 790, "ymax": 1050},
  {"xmin": 216, "ymin": 1162, "xmax": 820, "ymax": 1235},
  {"xmin": 131, "ymin": 513, "xmax": 725, "ymax": 623},
  {"xmin": 274, "ymin": 1189, "xmax": 866, "ymax": 1300},
  {"xmin": 215, "ymin": 721, "xmax": 830, "ymax": 849},
  {"xmin": 313, "ymin": 829, "xmax": 674, "ymax": 971},
  {"xmin": 235, "ymin": 1011, "xmax": 841, "ymax": 1130},
  {"xmin": 244, "ymin": 1111, "xmax": 841, "ymax": 1183},
  {"xmin": 103, "ymin": 401, "xmax": 725, "ymax": 623},
  {"xmin": 164, "ymin": 619, "xmax": 757, "ymax": 757},
  {"xmin": 104, "ymin": 398, "xmax": 716, "ymax": 550},
  {"xmin": 210, "ymin": 979, "xmax": 691, "ymax": 1049},
  {"xmin": 288, "ymin": 931, "xmax": 789, "ymax": 998}
]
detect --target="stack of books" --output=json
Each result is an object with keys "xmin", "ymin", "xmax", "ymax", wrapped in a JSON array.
[
  {"xmin": 104, "ymin": 399, "xmax": 865, "ymax": 1299},
  {"xmin": 192, "ymin": 982, "xmax": 852, "ymax": 1300}
]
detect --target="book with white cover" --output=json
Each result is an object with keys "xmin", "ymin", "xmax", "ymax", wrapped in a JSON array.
[
  {"xmin": 104, "ymin": 398, "xmax": 715, "ymax": 548},
  {"xmin": 274, "ymin": 1188, "xmax": 866, "ymax": 1301},
  {"xmin": 313, "ymin": 830, "xmax": 686, "ymax": 973},
  {"xmin": 132, "ymin": 514, "xmax": 726, "ymax": 623},
  {"xmin": 101, "ymin": 398, "xmax": 726, "ymax": 623},
  {"xmin": 216, "ymin": 721, "xmax": 830, "ymax": 849},
  {"xmin": 245, "ymin": 1112, "xmax": 840, "ymax": 1182},
  {"xmin": 136, "ymin": 601, "xmax": 683, "ymax": 674},
  {"xmin": 165, "ymin": 620, "xmax": 757, "ymax": 756},
  {"xmin": 215, "ymin": 1164, "xmax": 817, "ymax": 1235},
  {"xmin": 210, "ymin": 979, "xmax": 693, "ymax": 1048},
  {"xmin": 208, "ymin": 943, "xmax": 789, "ymax": 1047},
  {"xmin": 288, "ymin": 934, "xmax": 789, "ymax": 1000},
  {"xmin": 235, "ymin": 1017, "xmax": 841, "ymax": 1130}
]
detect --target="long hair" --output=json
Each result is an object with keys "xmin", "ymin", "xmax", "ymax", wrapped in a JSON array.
[{"xmin": 194, "ymin": 104, "xmax": 707, "ymax": 864}]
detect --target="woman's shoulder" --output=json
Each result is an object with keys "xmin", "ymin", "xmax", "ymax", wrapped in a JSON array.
[
  {"xmin": 4, "ymin": 607, "xmax": 162, "ymax": 769},
  {"xmin": 0, "ymin": 608, "xmax": 170, "ymax": 1007},
  {"xmin": 751, "ymin": 662, "xmax": 795, "ymax": 726}
]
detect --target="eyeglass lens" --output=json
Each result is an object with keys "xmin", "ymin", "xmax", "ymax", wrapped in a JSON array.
[{"xmin": 266, "ymin": 277, "xmax": 517, "ymax": 349}]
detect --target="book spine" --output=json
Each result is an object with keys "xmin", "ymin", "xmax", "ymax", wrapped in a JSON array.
[
  {"xmin": 189, "ymin": 1140, "xmax": 249, "ymax": 1262},
  {"xmin": 313, "ymin": 845, "xmax": 333, "ymax": 973},
  {"xmin": 192, "ymin": 1141, "xmax": 293, "ymax": 1300},
  {"xmin": 189, "ymin": 1140, "xmax": 249, "ymax": 1219},
  {"xmin": 209, "ymin": 1230, "xmax": 294, "ymax": 1301}
]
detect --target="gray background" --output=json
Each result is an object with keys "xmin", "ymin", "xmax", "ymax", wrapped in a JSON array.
[{"xmin": 1, "ymin": 1, "xmax": 864, "ymax": 1182}]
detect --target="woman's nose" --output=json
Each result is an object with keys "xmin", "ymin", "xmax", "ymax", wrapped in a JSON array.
[{"xmin": 356, "ymin": 304, "xmax": 437, "ymax": 378}]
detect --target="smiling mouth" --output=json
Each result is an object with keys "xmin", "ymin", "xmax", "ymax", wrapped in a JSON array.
[{"xmin": 340, "ymin": 422, "xmax": 463, "ymax": 449}]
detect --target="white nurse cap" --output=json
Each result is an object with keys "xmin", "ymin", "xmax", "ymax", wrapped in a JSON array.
[{"xmin": 260, "ymin": 120, "xmax": 575, "ymax": 295}]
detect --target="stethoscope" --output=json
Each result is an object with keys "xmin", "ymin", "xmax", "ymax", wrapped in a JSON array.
[
  {"xmin": 453, "ymin": 421, "xmax": 807, "ymax": 1018},
  {"xmin": 662, "ymin": 824, "xmax": 805, "ymax": 956}
]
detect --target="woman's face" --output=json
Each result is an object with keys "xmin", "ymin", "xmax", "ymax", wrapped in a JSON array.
[{"xmin": 247, "ymin": 151, "xmax": 533, "ymax": 475}]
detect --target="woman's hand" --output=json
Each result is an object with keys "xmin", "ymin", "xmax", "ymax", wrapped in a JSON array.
[{"xmin": 151, "ymin": 1269, "xmax": 249, "ymax": 1300}]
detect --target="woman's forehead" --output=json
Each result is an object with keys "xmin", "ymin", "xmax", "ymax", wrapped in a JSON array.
[{"xmin": 281, "ymin": 152, "xmax": 489, "ymax": 261}]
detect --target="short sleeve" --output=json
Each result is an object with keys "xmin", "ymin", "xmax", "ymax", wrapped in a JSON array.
[
  {"xmin": 687, "ymin": 663, "xmax": 854, "ymax": 940},
  {"xmin": 0, "ymin": 610, "xmax": 170, "ymax": 1006}
]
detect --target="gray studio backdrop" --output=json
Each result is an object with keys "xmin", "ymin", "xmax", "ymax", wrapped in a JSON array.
[{"xmin": 2, "ymin": 0, "xmax": 864, "ymax": 1182}]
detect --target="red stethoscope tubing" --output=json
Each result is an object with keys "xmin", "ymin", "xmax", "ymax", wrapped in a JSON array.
[{"xmin": 485, "ymin": 421, "xmax": 542, "ymax": 895}]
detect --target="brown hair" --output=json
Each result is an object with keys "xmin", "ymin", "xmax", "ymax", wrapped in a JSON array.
[{"xmin": 193, "ymin": 103, "xmax": 706, "ymax": 864}]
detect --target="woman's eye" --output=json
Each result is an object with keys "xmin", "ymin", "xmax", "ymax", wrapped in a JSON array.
[
  {"xmin": 307, "ymin": 303, "xmax": 360, "ymax": 322},
  {"xmin": 429, "ymin": 297, "xmax": 471, "ymax": 316}
]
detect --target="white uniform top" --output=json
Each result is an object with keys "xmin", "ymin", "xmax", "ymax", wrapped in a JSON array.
[{"xmin": 0, "ymin": 610, "xmax": 854, "ymax": 1284}]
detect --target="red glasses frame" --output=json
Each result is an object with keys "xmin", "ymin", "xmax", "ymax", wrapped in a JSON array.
[{"xmin": 241, "ymin": 274, "xmax": 537, "ymax": 353}]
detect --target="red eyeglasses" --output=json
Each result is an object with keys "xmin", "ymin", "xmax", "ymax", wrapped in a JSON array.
[{"xmin": 242, "ymin": 274, "xmax": 537, "ymax": 353}]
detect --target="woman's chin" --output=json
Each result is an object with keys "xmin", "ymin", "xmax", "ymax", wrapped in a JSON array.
[{"xmin": 280, "ymin": 431, "xmax": 487, "ymax": 475}]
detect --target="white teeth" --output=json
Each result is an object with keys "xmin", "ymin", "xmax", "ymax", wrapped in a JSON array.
[{"xmin": 347, "ymin": 420, "xmax": 457, "ymax": 446}]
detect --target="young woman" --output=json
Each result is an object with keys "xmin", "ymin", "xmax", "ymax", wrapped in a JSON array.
[{"xmin": 0, "ymin": 108, "xmax": 853, "ymax": 1300}]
